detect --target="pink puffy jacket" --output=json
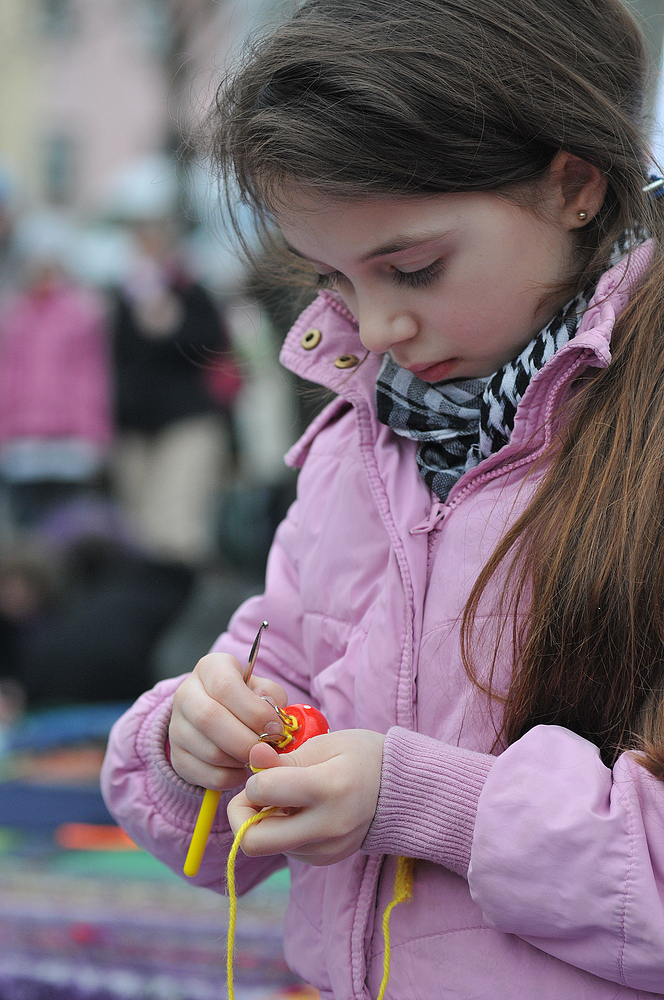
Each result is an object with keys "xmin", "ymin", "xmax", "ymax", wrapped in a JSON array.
[
  {"xmin": 0, "ymin": 282, "xmax": 112, "ymax": 447},
  {"xmin": 102, "ymin": 240, "xmax": 664, "ymax": 999}
]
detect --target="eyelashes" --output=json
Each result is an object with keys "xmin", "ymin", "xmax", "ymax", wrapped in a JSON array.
[
  {"xmin": 392, "ymin": 259, "xmax": 447, "ymax": 288},
  {"xmin": 315, "ymin": 259, "xmax": 446, "ymax": 291}
]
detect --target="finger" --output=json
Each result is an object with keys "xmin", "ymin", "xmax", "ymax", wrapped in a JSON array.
[
  {"xmin": 178, "ymin": 695, "xmax": 263, "ymax": 764},
  {"xmin": 248, "ymin": 741, "xmax": 283, "ymax": 772},
  {"xmin": 247, "ymin": 675, "xmax": 289, "ymax": 709},
  {"xmin": 247, "ymin": 732, "xmax": 336, "ymax": 774},
  {"xmin": 232, "ymin": 802, "xmax": 329, "ymax": 858},
  {"xmin": 170, "ymin": 716, "xmax": 249, "ymax": 770},
  {"xmin": 171, "ymin": 745, "xmax": 247, "ymax": 791},
  {"xmin": 195, "ymin": 660, "xmax": 287, "ymax": 742},
  {"xmin": 227, "ymin": 790, "xmax": 285, "ymax": 837},
  {"xmin": 177, "ymin": 678, "xmax": 277, "ymax": 764},
  {"xmin": 244, "ymin": 761, "xmax": 320, "ymax": 810}
]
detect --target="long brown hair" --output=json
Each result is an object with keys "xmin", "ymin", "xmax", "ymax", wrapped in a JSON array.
[{"xmin": 207, "ymin": 0, "xmax": 664, "ymax": 773}]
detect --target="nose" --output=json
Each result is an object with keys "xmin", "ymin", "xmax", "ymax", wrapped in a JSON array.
[{"xmin": 357, "ymin": 299, "xmax": 418, "ymax": 354}]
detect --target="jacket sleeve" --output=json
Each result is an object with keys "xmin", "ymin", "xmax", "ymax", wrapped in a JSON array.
[
  {"xmin": 101, "ymin": 498, "xmax": 313, "ymax": 895},
  {"xmin": 362, "ymin": 723, "xmax": 664, "ymax": 992},
  {"xmin": 207, "ymin": 501, "xmax": 315, "ymax": 705}
]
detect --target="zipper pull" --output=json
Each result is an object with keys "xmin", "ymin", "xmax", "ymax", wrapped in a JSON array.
[{"xmin": 410, "ymin": 501, "xmax": 446, "ymax": 534}]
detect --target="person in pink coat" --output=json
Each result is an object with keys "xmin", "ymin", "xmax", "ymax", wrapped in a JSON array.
[
  {"xmin": 0, "ymin": 256, "xmax": 111, "ymax": 524},
  {"xmin": 101, "ymin": 0, "xmax": 664, "ymax": 996}
]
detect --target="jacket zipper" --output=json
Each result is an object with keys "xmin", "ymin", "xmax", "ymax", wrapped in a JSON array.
[
  {"xmin": 351, "ymin": 396, "xmax": 420, "ymax": 999},
  {"xmin": 412, "ymin": 349, "xmax": 594, "ymax": 534},
  {"xmin": 413, "ymin": 349, "xmax": 594, "ymax": 583}
]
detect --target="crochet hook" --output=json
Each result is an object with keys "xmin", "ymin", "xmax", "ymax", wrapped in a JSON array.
[{"xmin": 183, "ymin": 621, "xmax": 269, "ymax": 877}]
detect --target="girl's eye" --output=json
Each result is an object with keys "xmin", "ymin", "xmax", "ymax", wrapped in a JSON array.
[
  {"xmin": 315, "ymin": 271, "xmax": 341, "ymax": 289},
  {"xmin": 315, "ymin": 260, "xmax": 445, "ymax": 291},
  {"xmin": 392, "ymin": 259, "xmax": 446, "ymax": 289}
]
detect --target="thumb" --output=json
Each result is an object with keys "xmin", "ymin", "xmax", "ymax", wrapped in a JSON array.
[
  {"xmin": 248, "ymin": 734, "xmax": 327, "ymax": 771},
  {"xmin": 249, "ymin": 740, "xmax": 291, "ymax": 772},
  {"xmin": 249, "ymin": 731, "xmax": 336, "ymax": 772}
]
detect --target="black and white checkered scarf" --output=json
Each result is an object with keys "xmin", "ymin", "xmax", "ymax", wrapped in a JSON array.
[{"xmin": 375, "ymin": 289, "xmax": 591, "ymax": 500}]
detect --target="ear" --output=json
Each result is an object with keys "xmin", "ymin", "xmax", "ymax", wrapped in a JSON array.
[{"xmin": 548, "ymin": 151, "xmax": 607, "ymax": 230}]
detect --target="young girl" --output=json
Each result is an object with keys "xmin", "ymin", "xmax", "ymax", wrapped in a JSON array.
[{"xmin": 101, "ymin": 1, "xmax": 664, "ymax": 996}]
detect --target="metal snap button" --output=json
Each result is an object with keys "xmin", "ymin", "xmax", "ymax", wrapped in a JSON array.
[
  {"xmin": 334, "ymin": 354, "xmax": 359, "ymax": 369},
  {"xmin": 301, "ymin": 328, "xmax": 322, "ymax": 350}
]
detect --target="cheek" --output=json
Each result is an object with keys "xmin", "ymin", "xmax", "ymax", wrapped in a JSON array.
[
  {"xmin": 475, "ymin": 270, "xmax": 532, "ymax": 326},
  {"xmin": 454, "ymin": 305, "xmax": 524, "ymax": 362}
]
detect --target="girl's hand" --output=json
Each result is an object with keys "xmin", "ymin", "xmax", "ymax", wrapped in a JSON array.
[
  {"xmin": 169, "ymin": 653, "xmax": 288, "ymax": 791},
  {"xmin": 227, "ymin": 729, "xmax": 385, "ymax": 866}
]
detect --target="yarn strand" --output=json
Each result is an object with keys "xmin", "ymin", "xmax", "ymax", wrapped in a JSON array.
[
  {"xmin": 226, "ymin": 807, "xmax": 277, "ymax": 1000},
  {"xmin": 226, "ymin": 813, "xmax": 414, "ymax": 1000},
  {"xmin": 376, "ymin": 855, "xmax": 415, "ymax": 1000}
]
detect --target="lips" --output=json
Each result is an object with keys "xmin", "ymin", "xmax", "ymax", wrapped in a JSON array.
[{"xmin": 406, "ymin": 358, "xmax": 459, "ymax": 383}]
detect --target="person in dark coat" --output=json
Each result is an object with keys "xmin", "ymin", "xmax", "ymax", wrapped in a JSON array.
[{"xmin": 111, "ymin": 219, "xmax": 238, "ymax": 566}]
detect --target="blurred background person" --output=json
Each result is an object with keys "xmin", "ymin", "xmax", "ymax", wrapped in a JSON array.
[
  {"xmin": 109, "ymin": 213, "xmax": 239, "ymax": 568},
  {"xmin": 0, "ymin": 532, "xmax": 193, "ymax": 709},
  {"xmin": 0, "ymin": 231, "xmax": 112, "ymax": 531}
]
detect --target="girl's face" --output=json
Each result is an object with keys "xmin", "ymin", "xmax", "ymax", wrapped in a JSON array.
[{"xmin": 276, "ymin": 184, "xmax": 580, "ymax": 381}]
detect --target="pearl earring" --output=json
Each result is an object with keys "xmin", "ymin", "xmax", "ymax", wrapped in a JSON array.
[{"xmin": 577, "ymin": 210, "xmax": 588, "ymax": 221}]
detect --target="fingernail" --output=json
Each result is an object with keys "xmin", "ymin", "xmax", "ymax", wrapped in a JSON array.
[{"xmin": 264, "ymin": 719, "xmax": 284, "ymax": 736}]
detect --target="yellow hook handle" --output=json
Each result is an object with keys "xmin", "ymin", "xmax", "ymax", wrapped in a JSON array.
[
  {"xmin": 183, "ymin": 622, "xmax": 269, "ymax": 877},
  {"xmin": 183, "ymin": 788, "xmax": 222, "ymax": 876}
]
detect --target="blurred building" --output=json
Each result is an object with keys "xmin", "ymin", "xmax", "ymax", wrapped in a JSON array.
[
  {"xmin": 639, "ymin": 0, "xmax": 664, "ymax": 66},
  {"xmin": 0, "ymin": 0, "xmax": 167, "ymax": 214},
  {"xmin": 0, "ymin": 0, "xmax": 282, "ymax": 221},
  {"xmin": 0, "ymin": 0, "xmax": 39, "ymax": 208}
]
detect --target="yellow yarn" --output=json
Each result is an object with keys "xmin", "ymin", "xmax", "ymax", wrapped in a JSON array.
[
  {"xmin": 226, "ymin": 807, "xmax": 278, "ymax": 1000},
  {"xmin": 376, "ymin": 855, "xmax": 415, "ymax": 1000},
  {"xmin": 226, "ymin": 810, "xmax": 414, "ymax": 1000},
  {"xmin": 269, "ymin": 711, "xmax": 300, "ymax": 750}
]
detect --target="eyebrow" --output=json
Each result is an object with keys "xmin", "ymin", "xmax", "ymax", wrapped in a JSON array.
[{"xmin": 284, "ymin": 229, "xmax": 457, "ymax": 264}]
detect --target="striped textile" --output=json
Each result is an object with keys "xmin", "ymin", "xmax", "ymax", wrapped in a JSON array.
[{"xmin": 375, "ymin": 288, "xmax": 590, "ymax": 500}]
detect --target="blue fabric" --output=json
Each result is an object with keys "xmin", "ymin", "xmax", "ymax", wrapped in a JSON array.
[{"xmin": 6, "ymin": 703, "xmax": 130, "ymax": 752}]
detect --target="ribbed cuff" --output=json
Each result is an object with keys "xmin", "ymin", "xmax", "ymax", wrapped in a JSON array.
[
  {"xmin": 133, "ymin": 690, "xmax": 225, "ymax": 834},
  {"xmin": 361, "ymin": 727, "xmax": 495, "ymax": 878}
]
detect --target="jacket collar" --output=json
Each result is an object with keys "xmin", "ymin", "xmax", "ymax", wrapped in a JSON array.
[{"xmin": 280, "ymin": 291, "xmax": 377, "ymax": 407}]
